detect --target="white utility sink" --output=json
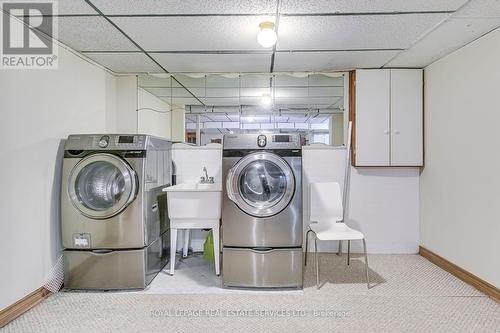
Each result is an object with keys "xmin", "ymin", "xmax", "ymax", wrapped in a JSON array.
[
  {"xmin": 163, "ymin": 182, "xmax": 222, "ymax": 219},
  {"xmin": 163, "ymin": 183, "xmax": 222, "ymax": 276}
]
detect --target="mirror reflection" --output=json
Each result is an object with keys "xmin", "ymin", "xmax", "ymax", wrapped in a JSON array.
[{"xmin": 137, "ymin": 72, "xmax": 346, "ymax": 146}]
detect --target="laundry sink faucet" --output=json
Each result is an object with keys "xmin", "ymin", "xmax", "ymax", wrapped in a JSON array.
[{"xmin": 200, "ymin": 166, "xmax": 214, "ymax": 184}]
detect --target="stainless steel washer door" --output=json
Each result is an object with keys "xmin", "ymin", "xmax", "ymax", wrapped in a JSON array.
[
  {"xmin": 68, "ymin": 153, "xmax": 137, "ymax": 219},
  {"xmin": 226, "ymin": 152, "xmax": 295, "ymax": 217}
]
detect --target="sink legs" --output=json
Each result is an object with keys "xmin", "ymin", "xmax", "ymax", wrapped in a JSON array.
[
  {"xmin": 169, "ymin": 221, "xmax": 220, "ymax": 276},
  {"xmin": 170, "ymin": 228, "xmax": 177, "ymax": 276},
  {"xmin": 182, "ymin": 230, "xmax": 190, "ymax": 258},
  {"xmin": 213, "ymin": 226, "xmax": 220, "ymax": 276}
]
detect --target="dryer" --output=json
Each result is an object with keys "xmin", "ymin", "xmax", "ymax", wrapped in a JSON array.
[
  {"xmin": 61, "ymin": 134, "xmax": 171, "ymax": 290},
  {"xmin": 222, "ymin": 134, "xmax": 302, "ymax": 289}
]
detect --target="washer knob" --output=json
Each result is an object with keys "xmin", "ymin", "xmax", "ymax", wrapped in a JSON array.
[{"xmin": 98, "ymin": 136, "xmax": 109, "ymax": 148}]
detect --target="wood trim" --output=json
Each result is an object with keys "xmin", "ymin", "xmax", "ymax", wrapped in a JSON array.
[
  {"xmin": 419, "ymin": 246, "xmax": 500, "ymax": 303},
  {"xmin": 348, "ymin": 70, "xmax": 356, "ymax": 166},
  {"xmin": 0, "ymin": 287, "xmax": 51, "ymax": 328}
]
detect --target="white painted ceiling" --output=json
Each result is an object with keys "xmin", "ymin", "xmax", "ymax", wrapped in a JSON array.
[{"xmin": 25, "ymin": 0, "xmax": 500, "ymax": 73}]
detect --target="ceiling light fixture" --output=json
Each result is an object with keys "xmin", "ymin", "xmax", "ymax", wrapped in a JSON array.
[
  {"xmin": 257, "ymin": 21, "xmax": 277, "ymax": 48},
  {"xmin": 260, "ymin": 93, "xmax": 272, "ymax": 106}
]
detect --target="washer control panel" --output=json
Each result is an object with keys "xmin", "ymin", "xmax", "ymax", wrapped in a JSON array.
[
  {"xmin": 114, "ymin": 135, "xmax": 144, "ymax": 148},
  {"xmin": 64, "ymin": 134, "xmax": 152, "ymax": 151},
  {"xmin": 90, "ymin": 135, "xmax": 146, "ymax": 149},
  {"xmin": 271, "ymin": 134, "xmax": 300, "ymax": 146}
]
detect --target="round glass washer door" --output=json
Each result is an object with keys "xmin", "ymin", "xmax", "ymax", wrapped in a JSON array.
[
  {"xmin": 226, "ymin": 152, "xmax": 295, "ymax": 217},
  {"xmin": 68, "ymin": 153, "xmax": 137, "ymax": 219}
]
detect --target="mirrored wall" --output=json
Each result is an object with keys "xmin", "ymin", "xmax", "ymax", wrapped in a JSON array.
[{"xmin": 138, "ymin": 72, "xmax": 346, "ymax": 146}]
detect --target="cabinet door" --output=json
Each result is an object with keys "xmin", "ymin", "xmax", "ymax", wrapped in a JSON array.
[
  {"xmin": 355, "ymin": 69, "xmax": 390, "ymax": 166},
  {"xmin": 390, "ymin": 69, "xmax": 423, "ymax": 166}
]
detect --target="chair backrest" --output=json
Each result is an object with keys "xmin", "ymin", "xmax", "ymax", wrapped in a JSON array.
[{"xmin": 310, "ymin": 182, "xmax": 343, "ymax": 223}]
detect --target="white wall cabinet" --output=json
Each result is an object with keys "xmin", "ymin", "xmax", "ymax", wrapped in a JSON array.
[{"xmin": 354, "ymin": 69, "xmax": 423, "ymax": 167}]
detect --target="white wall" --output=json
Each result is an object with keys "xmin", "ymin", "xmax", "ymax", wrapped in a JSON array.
[
  {"xmin": 303, "ymin": 145, "xmax": 420, "ymax": 253},
  {"xmin": 422, "ymin": 28, "xmax": 500, "ymax": 287},
  {"xmin": 0, "ymin": 38, "xmax": 123, "ymax": 309},
  {"xmin": 106, "ymin": 75, "xmax": 138, "ymax": 133},
  {"xmin": 137, "ymin": 88, "xmax": 171, "ymax": 139}
]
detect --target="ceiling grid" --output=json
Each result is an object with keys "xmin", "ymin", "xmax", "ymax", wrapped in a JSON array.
[{"xmin": 18, "ymin": 0, "xmax": 499, "ymax": 74}]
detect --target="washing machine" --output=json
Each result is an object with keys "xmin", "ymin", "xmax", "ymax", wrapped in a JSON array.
[
  {"xmin": 61, "ymin": 134, "xmax": 171, "ymax": 290},
  {"xmin": 222, "ymin": 133, "xmax": 302, "ymax": 289}
]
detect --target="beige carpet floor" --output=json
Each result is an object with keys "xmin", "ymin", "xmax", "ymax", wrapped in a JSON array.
[{"xmin": 3, "ymin": 254, "xmax": 499, "ymax": 333}]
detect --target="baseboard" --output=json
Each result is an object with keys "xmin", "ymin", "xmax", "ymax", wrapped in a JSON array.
[
  {"xmin": 419, "ymin": 246, "xmax": 499, "ymax": 303},
  {"xmin": 0, "ymin": 287, "xmax": 51, "ymax": 328}
]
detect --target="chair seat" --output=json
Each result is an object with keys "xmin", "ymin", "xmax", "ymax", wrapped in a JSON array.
[{"xmin": 310, "ymin": 221, "xmax": 364, "ymax": 241}]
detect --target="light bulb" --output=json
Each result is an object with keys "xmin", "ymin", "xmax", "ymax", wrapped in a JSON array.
[
  {"xmin": 257, "ymin": 21, "xmax": 277, "ymax": 48},
  {"xmin": 261, "ymin": 93, "xmax": 272, "ymax": 106}
]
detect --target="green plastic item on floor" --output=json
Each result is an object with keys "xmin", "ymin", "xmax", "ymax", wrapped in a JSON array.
[{"xmin": 203, "ymin": 230, "xmax": 214, "ymax": 262}]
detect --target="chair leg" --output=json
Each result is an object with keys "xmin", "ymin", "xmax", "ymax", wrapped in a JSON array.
[
  {"xmin": 362, "ymin": 238, "xmax": 370, "ymax": 289},
  {"xmin": 337, "ymin": 240, "xmax": 342, "ymax": 256},
  {"xmin": 347, "ymin": 240, "xmax": 351, "ymax": 265},
  {"xmin": 304, "ymin": 229, "xmax": 313, "ymax": 266}
]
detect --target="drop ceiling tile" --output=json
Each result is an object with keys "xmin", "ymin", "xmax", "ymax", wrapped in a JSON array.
[
  {"xmin": 111, "ymin": 16, "xmax": 275, "ymax": 51},
  {"xmin": 83, "ymin": 52, "xmax": 163, "ymax": 73},
  {"xmin": 204, "ymin": 97, "xmax": 241, "ymax": 106},
  {"xmin": 56, "ymin": 0, "xmax": 98, "ymax": 15},
  {"xmin": 143, "ymin": 87, "xmax": 170, "ymax": 97},
  {"xmin": 276, "ymin": 14, "xmax": 450, "ymax": 50},
  {"xmin": 203, "ymin": 114, "xmax": 232, "ymax": 122},
  {"xmin": 241, "ymin": 87, "xmax": 271, "ymax": 97},
  {"xmin": 224, "ymin": 115, "xmax": 240, "ymax": 122},
  {"xmin": 8, "ymin": 0, "xmax": 97, "ymax": 15},
  {"xmin": 275, "ymin": 96, "xmax": 338, "ymax": 105},
  {"xmin": 274, "ymin": 50, "xmax": 400, "ymax": 71},
  {"xmin": 144, "ymin": 87, "xmax": 208, "ymax": 97},
  {"xmin": 36, "ymin": 16, "xmax": 139, "ymax": 51},
  {"xmin": 138, "ymin": 75, "xmax": 172, "ymax": 88},
  {"xmin": 91, "ymin": 0, "xmax": 277, "ymax": 15},
  {"xmin": 386, "ymin": 18, "xmax": 500, "ymax": 67},
  {"xmin": 240, "ymin": 74, "xmax": 272, "ymax": 87},
  {"xmin": 171, "ymin": 97, "xmax": 204, "ymax": 105},
  {"xmin": 151, "ymin": 53, "xmax": 271, "ymax": 72},
  {"xmin": 274, "ymin": 86, "xmax": 342, "ymax": 97},
  {"xmin": 206, "ymin": 88, "xmax": 239, "ymax": 98},
  {"xmin": 280, "ymin": 0, "xmax": 468, "ymax": 14},
  {"xmin": 206, "ymin": 75, "xmax": 240, "ymax": 88},
  {"xmin": 309, "ymin": 116, "xmax": 330, "ymax": 124},
  {"xmin": 454, "ymin": 0, "xmax": 500, "ymax": 18},
  {"xmin": 170, "ymin": 75, "xmax": 206, "ymax": 88}
]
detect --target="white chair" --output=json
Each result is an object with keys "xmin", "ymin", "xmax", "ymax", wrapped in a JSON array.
[{"xmin": 305, "ymin": 182, "xmax": 370, "ymax": 289}]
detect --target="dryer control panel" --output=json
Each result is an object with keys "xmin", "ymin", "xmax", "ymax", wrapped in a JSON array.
[
  {"xmin": 224, "ymin": 133, "xmax": 301, "ymax": 150},
  {"xmin": 65, "ymin": 134, "xmax": 148, "ymax": 150}
]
